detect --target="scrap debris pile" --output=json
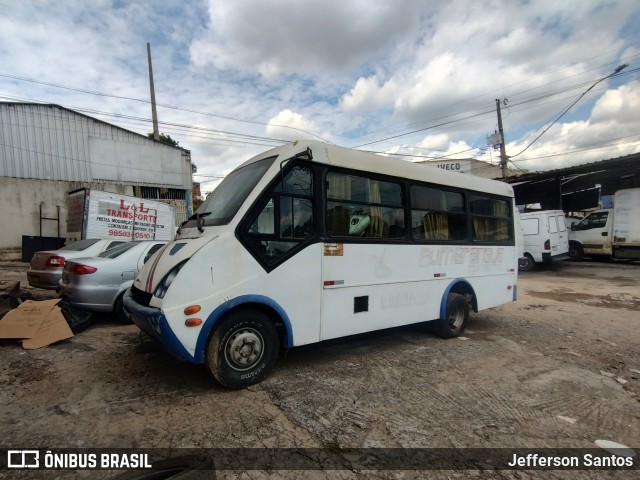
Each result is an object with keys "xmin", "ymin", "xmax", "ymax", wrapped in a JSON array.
[{"xmin": 0, "ymin": 280, "xmax": 94, "ymax": 349}]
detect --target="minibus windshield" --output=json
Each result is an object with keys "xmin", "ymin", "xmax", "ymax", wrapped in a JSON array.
[{"xmin": 186, "ymin": 156, "xmax": 276, "ymax": 227}]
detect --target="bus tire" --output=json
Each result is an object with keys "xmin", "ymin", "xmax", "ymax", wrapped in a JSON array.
[
  {"xmin": 114, "ymin": 293, "xmax": 131, "ymax": 324},
  {"xmin": 435, "ymin": 293, "xmax": 469, "ymax": 339},
  {"xmin": 205, "ymin": 309, "xmax": 279, "ymax": 389},
  {"xmin": 518, "ymin": 254, "xmax": 535, "ymax": 272}
]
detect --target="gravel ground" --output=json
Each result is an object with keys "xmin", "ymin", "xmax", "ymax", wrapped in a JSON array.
[{"xmin": 0, "ymin": 259, "xmax": 638, "ymax": 479}]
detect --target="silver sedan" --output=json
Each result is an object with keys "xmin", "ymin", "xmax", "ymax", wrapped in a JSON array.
[
  {"xmin": 28, "ymin": 239, "xmax": 126, "ymax": 290},
  {"xmin": 58, "ymin": 241, "xmax": 167, "ymax": 322}
]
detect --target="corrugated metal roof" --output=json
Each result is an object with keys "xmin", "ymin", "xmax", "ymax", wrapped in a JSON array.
[{"xmin": 0, "ymin": 103, "xmax": 191, "ymax": 188}]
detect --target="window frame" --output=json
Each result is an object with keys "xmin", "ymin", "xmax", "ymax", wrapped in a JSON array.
[
  {"xmin": 468, "ymin": 193, "xmax": 514, "ymax": 244},
  {"xmin": 238, "ymin": 160, "xmax": 320, "ymax": 272},
  {"xmin": 324, "ymin": 168, "xmax": 406, "ymax": 242},
  {"xmin": 409, "ymin": 184, "xmax": 468, "ymax": 243}
]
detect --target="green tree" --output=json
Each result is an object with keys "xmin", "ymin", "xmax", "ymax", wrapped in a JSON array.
[{"xmin": 147, "ymin": 132, "xmax": 180, "ymax": 147}]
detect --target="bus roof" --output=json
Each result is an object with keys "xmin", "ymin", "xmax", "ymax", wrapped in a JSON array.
[{"xmin": 238, "ymin": 140, "xmax": 514, "ymax": 198}]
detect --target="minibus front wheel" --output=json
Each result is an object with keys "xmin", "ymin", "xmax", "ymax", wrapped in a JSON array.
[{"xmin": 205, "ymin": 308, "xmax": 279, "ymax": 389}]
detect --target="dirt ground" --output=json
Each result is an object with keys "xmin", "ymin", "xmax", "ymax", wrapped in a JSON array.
[{"xmin": 0, "ymin": 259, "xmax": 638, "ymax": 479}]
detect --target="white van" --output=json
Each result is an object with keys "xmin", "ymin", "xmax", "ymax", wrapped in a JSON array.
[
  {"xmin": 124, "ymin": 141, "xmax": 518, "ymax": 388},
  {"xmin": 518, "ymin": 210, "xmax": 569, "ymax": 271}
]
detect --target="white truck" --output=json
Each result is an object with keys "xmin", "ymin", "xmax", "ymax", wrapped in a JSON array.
[
  {"xmin": 568, "ymin": 188, "xmax": 640, "ymax": 260},
  {"xmin": 66, "ymin": 188, "xmax": 176, "ymax": 243}
]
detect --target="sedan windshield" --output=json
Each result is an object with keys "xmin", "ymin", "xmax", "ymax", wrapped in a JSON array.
[{"xmin": 184, "ymin": 156, "xmax": 276, "ymax": 228}]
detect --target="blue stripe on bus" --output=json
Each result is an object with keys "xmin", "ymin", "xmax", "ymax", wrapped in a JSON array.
[{"xmin": 194, "ymin": 295, "xmax": 294, "ymax": 363}]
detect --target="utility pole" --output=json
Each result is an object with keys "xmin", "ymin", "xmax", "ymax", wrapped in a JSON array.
[
  {"xmin": 147, "ymin": 42, "xmax": 160, "ymax": 141},
  {"xmin": 495, "ymin": 98, "xmax": 508, "ymax": 178}
]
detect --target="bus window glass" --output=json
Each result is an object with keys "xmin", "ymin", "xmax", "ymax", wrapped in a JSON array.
[
  {"xmin": 326, "ymin": 172, "xmax": 404, "ymax": 239},
  {"xmin": 470, "ymin": 195, "xmax": 512, "ymax": 242},
  {"xmin": 411, "ymin": 186, "xmax": 466, "ymax": 241},
  {"xmin": 244, "ymin": 163, "xmax": 315, "ymax": 264},
  {"xmin": 280, "ymin": 197, "xmax": 313, "ymax": 239},
  {"xmin": 192, "ymin": 156, "xmax": 276, "ymax": 226},
  {"xmin": 249, "ymin": 199, "xmax": 275, "ymax": 235},
  {"xmin": 275, "ymin": 165, "xmax": 313, "ymax": 195}
]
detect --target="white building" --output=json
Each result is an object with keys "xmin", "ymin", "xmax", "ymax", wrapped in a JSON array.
[
  {"xmin": 0, "ymin": 103, "xmax": 193, "ymax": 260},
  {"xmin": 418, "ymin": 158, "xmax": 507, "ymax": 179}
]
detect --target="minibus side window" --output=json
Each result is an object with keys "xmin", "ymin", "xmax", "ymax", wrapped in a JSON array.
[
  {"xmin": 243, "ymin": 164, "xmax": 315, "ymax": 266},
  {"xmin": 410, "ymin": 186, "xmax": 466, "ymax": 241},
  {"xmin": 470, "ymin": 195, "xmax": 512, "ymax": 242},
  {"xmin": 326, "ymin": 172, "xmax": 404, "ymax": 239}
]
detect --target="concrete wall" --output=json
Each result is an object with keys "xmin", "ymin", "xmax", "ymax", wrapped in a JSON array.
[{"xmin": 0, "ymin": 177, "xmax": 133, "ymax": 260}]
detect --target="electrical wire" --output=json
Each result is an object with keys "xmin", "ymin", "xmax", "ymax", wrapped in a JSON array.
[
  {"xmin": 507, "ymin": 64, "xmax": 630, "ymax": 158},
  {"xmin": 1, "ymin": 59, "xmax": 638, "ymax": 165},
  {"xmin": 0, "ymin": 72, "xmax": 332, "ymax": 143}
]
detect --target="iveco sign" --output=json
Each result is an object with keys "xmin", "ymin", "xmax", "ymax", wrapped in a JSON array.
[{"xmin": 433, "ymin": 160, "xmax": 472, "ymax": 173}]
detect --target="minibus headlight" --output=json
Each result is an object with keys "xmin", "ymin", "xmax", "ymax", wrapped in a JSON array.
[{"xmin": 154, "ymin": 260, "xmax": 188, "ymax": 299}]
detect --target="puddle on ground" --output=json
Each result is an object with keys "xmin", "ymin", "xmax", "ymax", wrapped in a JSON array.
[{"xmin": 526, "ymin": 290, "xmax": 640, "ymax": 311}]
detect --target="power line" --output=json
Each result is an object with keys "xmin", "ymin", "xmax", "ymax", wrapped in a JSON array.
[
  {"xmin": 2, "ymin": 59, "xmax": 638, "ymax": 168},
  {"xmin": 0, "ymin": 95, "xmax": 289, "ymax": 148},
  {"xmin": 349, "ymin": 68, "xmax": 637, "ymax": 149},
  {"xmin": 0, "ymin": 72, "xmax": 331, "ymax": 143},
  {"xmin": 511, "ymin": 137, "xmax": 640, "ymax": 163},
  {"xmin": 508, "ymin": 64, "xmax": 629, "ymax": 158}
]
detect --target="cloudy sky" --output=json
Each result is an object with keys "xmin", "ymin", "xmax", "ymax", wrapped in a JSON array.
[{"xmin": 1, "ymin": 0, "xmax": 638, "ymax": 192}]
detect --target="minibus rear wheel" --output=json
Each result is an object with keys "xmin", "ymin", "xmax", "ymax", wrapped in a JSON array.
[
  {"xmin": 205, "ymin": 308, "xmax": 279, "ymax": 389},
  {"xmin": 434, "ymin": 293, "xmax": 469, "ymax": 339},
  {"xmin": 518, "ymin": 254, "xmax": 535, "ymax": 272}
]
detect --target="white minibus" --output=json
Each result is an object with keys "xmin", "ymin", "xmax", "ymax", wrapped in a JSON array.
[{"xmin": 125, "ymin": 141, "xmax": 518, "ymax": 388}]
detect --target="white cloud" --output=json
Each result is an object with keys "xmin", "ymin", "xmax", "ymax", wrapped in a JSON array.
[
  {"xmin": 190, "ymin": 0, "xmax": 423, "ymax": 77},
  {"xmin": 591, "ymin": 82, "xmax": 640, "ymax": 125},
  {"xmin": 507, "ymin": 81, "xmax": 640, "ymax": 171},
  {"xmin": 266, "ymin": 109, "xmax": 329, "ymax": 142},
  {"xmin": 0, "ymin": 0, "xmax": 638, "ymax": 178},
  {"xmin": 341, "ymin": 76, "xmax": 398, "ymax": 112}
]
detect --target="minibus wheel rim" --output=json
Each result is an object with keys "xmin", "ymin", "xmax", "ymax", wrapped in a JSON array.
[
  {"xmin": 224, "ymin": 328, "xmax": 264, "ymax": 371},
  {"xmin": 448, "ymin": 308, "xmax": 465, "ymax": 330}
]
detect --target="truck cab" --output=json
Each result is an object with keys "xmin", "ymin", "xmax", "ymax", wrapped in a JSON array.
[{"xmin": 568, "ymin": 209, "xmax": 613, "ymax": 259}]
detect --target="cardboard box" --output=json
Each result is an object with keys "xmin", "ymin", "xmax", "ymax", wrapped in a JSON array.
[{"xmin": 0, "ymin": 299, "xmax": 73, "ymax": 349}]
